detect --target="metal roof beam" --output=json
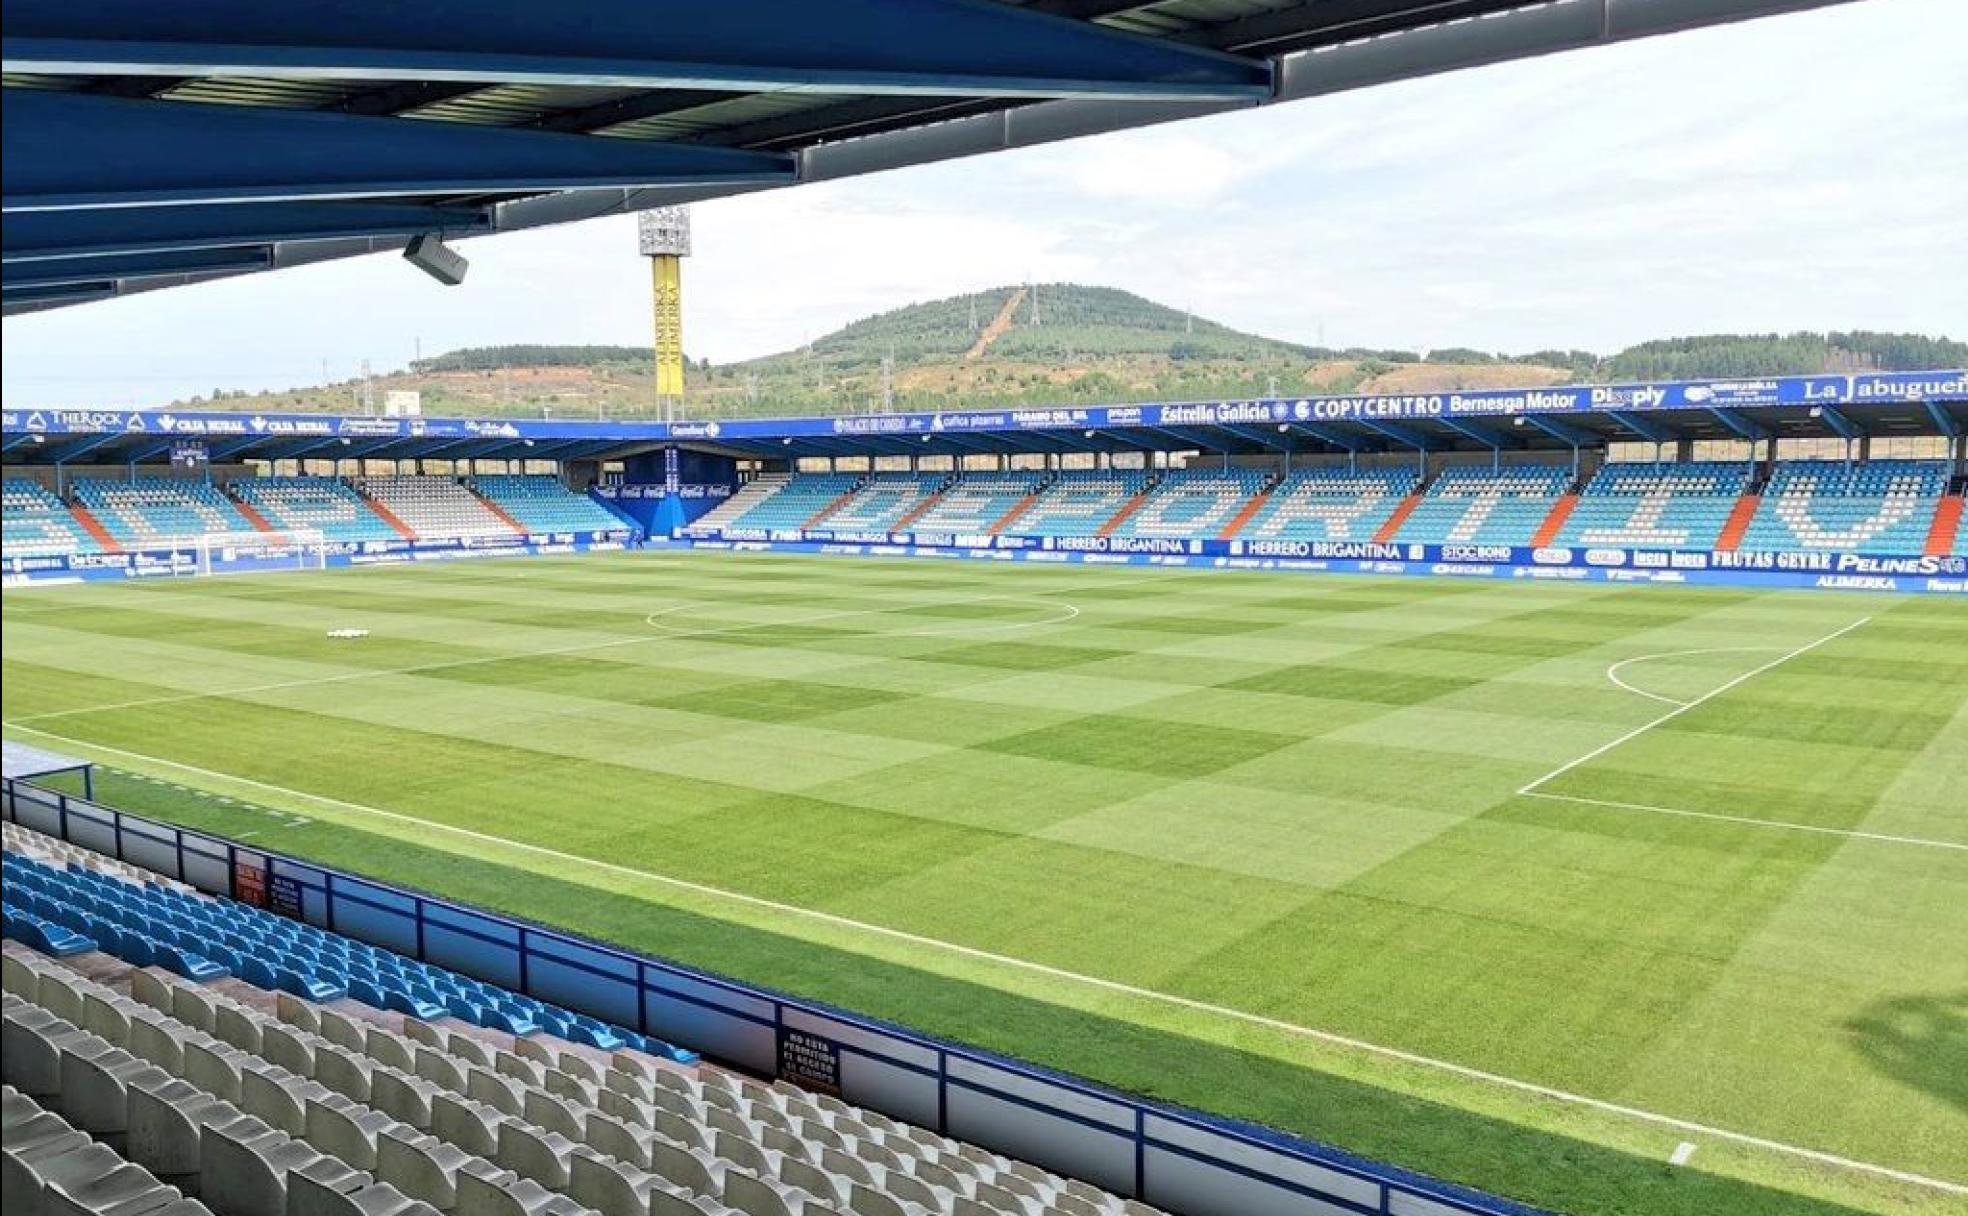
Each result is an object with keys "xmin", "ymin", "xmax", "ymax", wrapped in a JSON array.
[
  {"xmin": 4, "ymin": 200, "xmax": 491, "ymax": 263},
  {"xmin": 1282, "ymin": 421, "xmax": 1371, "ymax": 454},
  {"xmin": 1814, "ymin": 404, "xmax": 1863, "ymax": 441},
  {"xmin": 0, "ymin": 280, "xmax": 115, "ymax": 307},
  {"xmin": 1520, "ymin": 414, "xmax": 1594, "ymax": 447},
  {"xmin": 1923, "ymin": 400, "xmax": 1961, "ymax": 439},
  {"xmin": 1358, "ymin": 418, "xmax": 1439, "ymax": 451},
  {"xmin": 1220, "ymin": 423, "xmax": 1292, "ymax": 452},
  {"xmin": 3, "ymin": 245, "xmax": 271, "ymax": 289},
  {"xmin": 2, "ymin": 0, "xmax": 1270, "ymax": 100},
  {"xmin": 1439, "ymin": 417, "xmax": 1522, "ymax": 450},
  {"xmin": 1607, "ymin": 409, "xmax": 1675, "ymax": 444},
  {"xmin": 2, "ymin": 91, "xmax": 795, "ymax": 211},
  {"xmin": 531, "ymin": 89, "xmax": 735, "ymax": 134},
  {"xmin": 1705, "ymin": 406, "xmax": 1769, "ymax": 442}
]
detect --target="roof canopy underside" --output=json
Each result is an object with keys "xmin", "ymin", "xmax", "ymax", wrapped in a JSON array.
[
  {"xmin": 2, "ymin": 0, "xmax": 1857, "ymax": 313},
  {"xmin": 5, "ymin": 399, "xmax": 1960, "ymax": 468}
]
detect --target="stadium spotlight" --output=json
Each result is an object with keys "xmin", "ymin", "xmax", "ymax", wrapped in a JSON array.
[
  {"xmin": 1808, "ymin": 406, "xmax": 1824, "ymax": 418},
  {"xmin": 1513, "ymin": 416, "xmax": 1527, "ymax": 427},
  {"xmin": 339, "ymin": 438, "xmax": 351, "ymax": 445},
  {"xmin": 404, "ymin": 233, "xmax": 469, "ymax": 286},
  {"xmin": 1277, "ymin": 424, "xmax": 1289, "ymax": 433}
]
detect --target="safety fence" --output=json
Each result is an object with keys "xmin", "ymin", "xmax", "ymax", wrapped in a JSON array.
[{"xmin": 4, "ymin": 775, "xmax": 1538, "ymax": 1216}]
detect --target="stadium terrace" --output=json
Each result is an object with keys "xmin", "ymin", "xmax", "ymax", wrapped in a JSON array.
[{"xmin": 6, "ymin": 370, "xmax": 1966, "ymax": 594}]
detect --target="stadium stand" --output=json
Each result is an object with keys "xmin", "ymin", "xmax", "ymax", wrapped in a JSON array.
[
  {"xmin": 1011, "ymin": 470, "xmax": 1154, "ymax": 537},
  {"xmin": 680, "ymin": 474, "xmax": 792, "ymax": 534},
  {"xmin": 1555, "ymin": 462, "xmax": 1751, "ymax": 550},
  {"xmin": 812, "ymin": 473, "xmax": 946, "ymax": 532},
  {"xmin": 907, "ymin": 473, "xmax": 1050, "ymax": 534},
  {"xmin": 1955, "ymin": 495, "xmax": 1968, "ymax": 554},
  {"xmin": 1235, "ymin": 468, "xmax": 1419, "ymax": 542},
  {"xmin": 1738, "ymin": 459, "xmax": 1949, "ymax": 554},
  {"xmin": 1109, "ymin": 469, "xmax": 1269, "ymax": 539},
  {"xmin": 1393, "ymin": 466, "xmax": 1572, "ymax": 546},
  {"xmin": 713, "ymin": 473, "xmax": 863, "ymax": 532},
  {"xmin": 229, "ymin": 478, "xmax": 399, "ymax": 545},
  {"xmin": 2, "ymin": 480, "xmax": 104, "ymax": 560},
  {"xmin": 352, "ymin": 477, "xmax": 522, "ymax": 543},
  {"xmin": 2, "ymin": 818, "xmax": 1163, "ymax": 1216},
  {"xmin": 71, "ymin": 479, "xmax": 254, "ymax": 548},
  {"xmin": 472, "ymin": 476, "xmax": 630, "ymax": 535}
]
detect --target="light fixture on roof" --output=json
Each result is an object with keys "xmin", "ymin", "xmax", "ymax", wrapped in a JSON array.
[{"xmin": 404, "ymin": 233, "xmax": 469, "ymax": 286}]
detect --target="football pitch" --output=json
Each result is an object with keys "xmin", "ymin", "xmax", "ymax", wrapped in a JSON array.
[{"xmin": 3, "ymin": 552, "xmax": 1963, "ymax": 1216}]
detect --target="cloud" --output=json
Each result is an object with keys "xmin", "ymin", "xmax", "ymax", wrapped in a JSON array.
[{"xmin": 4, "ymin": 0, "xmax": 1962, "ymax": 408}]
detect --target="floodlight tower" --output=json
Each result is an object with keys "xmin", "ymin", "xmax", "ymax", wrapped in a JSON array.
[{"xmin": 638, "ymin": 207, "xmax": 691, "ymax": 417}]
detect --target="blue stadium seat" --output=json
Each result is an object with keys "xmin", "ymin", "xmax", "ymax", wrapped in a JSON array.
[
  {"xmin": 904, "ymin": 473, "xmax": 1047, "ymax": 534},
  {"xmin": 1395, "ymin": 465, "xmax": 1572, "ymax": 546},
  {"xmin": 1013, "ymin": 470, "xmax": 1152, "ymax": 536},
  {"xmin": 229, "ymin": 476, "xmax": 400, "ymax": 543},
  {"xmin": 472, "ymin": 474, "xmax": 631, "ymax": 534},
  {"xmin": 1738, "ymin": 460, "xmax": 1948, "ymax": 555},
  {"xmin": 814, "ymin": 473, "xmax": 947, "ymax": 531},
  {"xmin": 72, "ymin": 477, "xmax": 254, "ymax": 547},
  {"xmin": 2, "ymin": 479, "xmax": 103, "ymax": 560},
  {"xmin": 1556, "ymin": 461, "xmax": 1749, "ymax": 550},
  {"xmin": 1236, "ymin": 467, "xmax": 1419, "ymax": 542},
  {"xmin": 1109, "ymin": 469, "xmax": 1269, "ymax": 539},
  {"xmin": 1, "ymin": 848, "xmax": 693, "ymax": 1063},
  {"xmin": 715, "ymin": 473, "xmax": 863, "ymax": 531}
]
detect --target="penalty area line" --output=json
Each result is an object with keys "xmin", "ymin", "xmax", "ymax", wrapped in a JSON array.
[
  {"xmin": 4, "ymin": 722, "xmax": 1963, "ymax": 1198},
  {"xmin": 1522, "ymin": 616, "xmax": 1872, "ymax": 797},
  {"xmin": 1525, "ymin": 617, "xmax": 1968, "ymax": 850}
]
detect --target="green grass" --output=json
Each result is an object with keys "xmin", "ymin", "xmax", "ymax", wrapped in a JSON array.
[{"xmin": 3, "ymin": 552, "xmax": 1964, "ymax": 1216}]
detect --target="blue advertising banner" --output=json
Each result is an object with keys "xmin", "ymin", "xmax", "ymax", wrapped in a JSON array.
[
  {"xmin": 674, "ymin": 527, "xmax": 1968, "ymax": 594},
  {"xmin": 663, "ymin": 535, "xmax": 1968, "ymax": 595},
  {"xmin": 7, "ymin": 370, "xmax": 1964, "ymax": 444}
]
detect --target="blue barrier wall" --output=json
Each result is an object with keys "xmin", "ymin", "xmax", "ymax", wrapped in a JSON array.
[
  {"xmin": 3, "ymin": 776, "xmax": 1543, "ymax": 1216},
  {"xmin": 2, "ymin": 532, "xmax": 634, "ymax": 586},
  {"xmin": 665, "ymin": 531, "xmax": 1968, "ymax": 595}
]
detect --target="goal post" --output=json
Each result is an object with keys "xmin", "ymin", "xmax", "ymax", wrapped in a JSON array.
[{"xmin": 185, "ymin": 528, "xmax": 330, "ymax": 577}]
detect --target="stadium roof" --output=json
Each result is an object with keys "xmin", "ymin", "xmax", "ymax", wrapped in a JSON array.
[
  {"xmin": 3, "ymin": 0, "xmax": 1857, "ymax": 314},
  {"xmin": 6, "ymin": 371, "xmax": 1962, "ymax": 466}
]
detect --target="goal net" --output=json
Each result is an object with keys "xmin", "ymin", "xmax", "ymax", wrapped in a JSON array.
[{"xmin": 178, "ymin": 529, "xmax": 330, "ymax": 577}]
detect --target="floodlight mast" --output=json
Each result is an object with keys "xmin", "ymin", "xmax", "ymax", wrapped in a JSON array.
[{"xmin": 638, "ymin": 208, "xmax": 691, "ymax": 421}]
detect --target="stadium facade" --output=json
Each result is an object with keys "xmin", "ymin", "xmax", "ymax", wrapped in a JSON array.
[{"xmin": 6, "ymin": 369, "xmax": 1966, "ymax": 593}]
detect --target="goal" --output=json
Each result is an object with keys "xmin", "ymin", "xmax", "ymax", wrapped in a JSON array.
[{"xmin": 176, "ymin": 528, "xmax": 329, "ymax": 577}]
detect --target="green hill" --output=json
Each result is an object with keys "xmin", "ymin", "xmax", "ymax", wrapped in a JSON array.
[{"xmin": 170, "ymin": 284, "xmax": 1963, "ymax": 419}]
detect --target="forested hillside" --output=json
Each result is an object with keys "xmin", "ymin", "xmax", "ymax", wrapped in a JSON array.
[{"xmin": 169, "ymin": 285, "xmax": 1961, "ymax": 419}]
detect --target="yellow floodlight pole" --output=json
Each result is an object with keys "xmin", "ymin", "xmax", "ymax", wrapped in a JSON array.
[{"xmin": 637, "ymin": 208, "xmax": 691, "ymax": 418}]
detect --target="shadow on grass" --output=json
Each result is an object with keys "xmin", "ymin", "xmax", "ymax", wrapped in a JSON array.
[
  {"xmin": 1846, "ymin": 991, "xmax": 1968, "ymax": 1117},
  {"xmin": 45, "ymin": 769, "xmax": 1895, "ymax": 1216}
]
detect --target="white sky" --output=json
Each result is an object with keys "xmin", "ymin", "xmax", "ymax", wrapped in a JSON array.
[{"xmin": 4, "ymin": 0, "xmax": 1964, "ymax": 408}]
